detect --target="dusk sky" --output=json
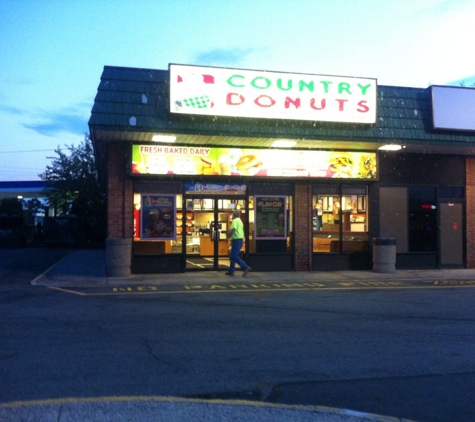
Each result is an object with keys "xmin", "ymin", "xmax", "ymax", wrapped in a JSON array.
[{"xmin": 1, "ymin": 0, "xmax": 474, "ymax": 181}]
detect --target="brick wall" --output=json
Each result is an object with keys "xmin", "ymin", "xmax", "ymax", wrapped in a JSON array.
[
  {"xmin": 107, "ymin": 143, "xmax": 134, "ymax": 239},
  {"xmin": 294, "ymin": 183, "xmax": 312, "ymax": 271},
  {"xmin": 466, "ymin": 157, "xmax": 475, "ymax": 268}
]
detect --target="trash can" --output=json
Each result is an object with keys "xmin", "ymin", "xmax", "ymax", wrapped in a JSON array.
[{"xmin": 372, "ymin": 238, "xmax": 396, "ymax": 273}]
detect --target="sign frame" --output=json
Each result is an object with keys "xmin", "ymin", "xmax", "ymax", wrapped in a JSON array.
[
  {"xmin": 169, "ymin": 64, "xmax": 377, "ymax": 124},
  {"xmin": 184, "ymin": 181, "xmax": 247, "ymax": 195},
  {"xmin": 140, "ymin": 194, "xmax": 177, "ymax": 241},
  {"xmin": 132, "ymin": 145, "xmax": 378, "ymax": 180},
  {"xmin": 254, "ymin": 196, "xmax": 287, "ymax": 240}
]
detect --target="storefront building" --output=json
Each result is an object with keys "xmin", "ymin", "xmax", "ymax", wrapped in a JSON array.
[{"xmin": 88, "ymin": 64, "xmax": 475, "ymax": 276}]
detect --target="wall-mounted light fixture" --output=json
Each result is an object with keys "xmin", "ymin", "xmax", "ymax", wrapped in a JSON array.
[
  {"xmin": 152, "ymin": 135, "xmax": 176, "ymax": 143},
  {"xmin": 378, "ymin": 144, "xmax": 403, "ymax": 151},
  {"xmin": 271, "ymin": 139, "xmax": 297, "ymax": 148}
]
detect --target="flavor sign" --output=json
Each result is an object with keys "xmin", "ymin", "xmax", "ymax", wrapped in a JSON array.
[
  {"xmin": 132, "ymin": 145, "xmax": 377, "ymax": 179},
  {"xmin": 255, "ymin": 196, "xmax": 287, "ymax": 239},
  {"xmin": 169, "ymin": 64, "xmax": 377, "ymax": 124}
]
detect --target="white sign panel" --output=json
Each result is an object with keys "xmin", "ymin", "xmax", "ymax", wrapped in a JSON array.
[
  {"xmin": 432, "ymin": 85, "xmax": 475, "ymax": 131},
  {"xmin": 169, "ymin": 64, "xmax": 377, "ymax": 124}
]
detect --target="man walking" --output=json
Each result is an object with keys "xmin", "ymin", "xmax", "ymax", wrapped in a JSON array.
[{"xmin": 225, "ymin": 210, "xmax": 251, "ymax": 277}]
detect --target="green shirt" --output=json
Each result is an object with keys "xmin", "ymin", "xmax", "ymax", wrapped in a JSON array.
[{"xmin": 230, "ymin": 217, "xmax": 244, "ymax": 240}]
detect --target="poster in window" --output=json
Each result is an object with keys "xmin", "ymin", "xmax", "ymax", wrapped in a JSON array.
[
  {"xmin": 140, "ymin": 194, "xmax": 176, "ymax": 240},
  {"xmin": 322, "ymin": 197, "xmax": 328, "ymax": 211},
  {"xmin": 254, "ymin": 196, "xmax": 287, "ymax": 239},
  {"xmin": 357, "ymin": 195, "xmax": 366, "ymax": 212}
]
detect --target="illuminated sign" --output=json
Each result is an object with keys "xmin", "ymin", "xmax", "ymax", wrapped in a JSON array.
[
  {"xmin": 132, "ymin": 145, "xmax": 377, "ymax": 179},
  {"xmin": 255, "ymin": 196, "xmax": 287, "ymax": 239},
  {"xmin": 185, "ymin": 182, "xmax": 246, "ymax": 195},
  {"xmin": 169, "ymin": 64, "xmax": 377, "ymax": 124},
  {"xmin": 432, "ymin": 85, "xmax": 475, "ymax": 131},
  {"xmin": 140, "ymin": 194, "xmax": 176, "ymax": 240}
]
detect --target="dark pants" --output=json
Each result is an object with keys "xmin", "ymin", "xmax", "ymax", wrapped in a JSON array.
[{"xmin": 228, "ymin": 239, "xmax": 249, "ymax": 273}]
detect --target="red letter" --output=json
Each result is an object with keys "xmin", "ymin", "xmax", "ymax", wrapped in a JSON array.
[
  {"xmin": 254, "ymin": 95, "xmax": 276, "ymax": 108},
  {"xmin": 336, "ymin": 99, "xmax": 348, "ymax": 111},
  {"xmin": 310, "ymin": 98, "xmax": 326, "ymax": 110},
  {"xmin": 226, "ymin": 93, "xmax": 245, "ymax": 105},
  {"xmin": 357, "ymin": 100, "xmax": 369, "ymax": 113},
  {"xmin": 285, "ymin": 97, "xmax": 300, "ymax": 109}
]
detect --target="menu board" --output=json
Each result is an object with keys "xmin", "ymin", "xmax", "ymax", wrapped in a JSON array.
[
  {"xmin": 132, "ymin": 145, "xmax": 377, "ymax": 179},
  {"xmin": 255, "ymin": 196, "xmax": 287, "ymax": 239},
  {"xmin": 140, "ymin": 194, "xmax": 176, "ymax": 240}
]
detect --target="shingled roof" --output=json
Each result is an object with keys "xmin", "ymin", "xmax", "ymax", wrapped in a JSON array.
[{"xmin": 89, "ymin": 65, "xmax": 475, "ymax": 155}]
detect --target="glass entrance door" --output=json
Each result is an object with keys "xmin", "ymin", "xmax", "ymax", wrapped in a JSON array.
[{"xmin": 184, "ymin": 197, "xmax": 246, "ymax": 271}]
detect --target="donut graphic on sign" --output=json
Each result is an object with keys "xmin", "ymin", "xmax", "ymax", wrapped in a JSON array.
[{"xmin": 174, "ymin": 72, "xmax": 215, "ymax": 111}]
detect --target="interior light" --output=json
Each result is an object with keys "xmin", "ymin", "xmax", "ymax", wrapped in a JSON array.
[
  {"xmin": 271, "ymin": 139, "xmax": 297, "ymax": 148},
  {"xmin": 378, "ymin": 144, "xmax": 402, "ymax": 151},
  {"xmin": 152, "ymin": 135, "xmax": 176, "ymax": 143}
]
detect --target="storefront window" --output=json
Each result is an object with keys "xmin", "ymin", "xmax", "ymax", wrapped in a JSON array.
[
  {"xmin": 248, "ymin": 195, "xmax": 293, "ymax": 254},
  {"xmin": 312, "ymin": 185, "xmax": 368, "ymax": 253},
  {"xmin": 133, "ymin": 193, "xmax": 183, "ymax": 254}
]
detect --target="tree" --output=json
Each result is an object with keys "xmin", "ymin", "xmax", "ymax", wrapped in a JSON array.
[
  {"xmin": 22, "ymin": 198, "xmax": 46, "ymax": 218},
  {"xmin": 0, "ymin": 197, "xmax": 24, "ymax": 216},
  {"xmin": 39, "ymin": 134, "xmax": 106, "ymax": 244}
]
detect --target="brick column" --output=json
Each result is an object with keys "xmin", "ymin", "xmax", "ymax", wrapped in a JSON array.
[
  {"xmin": 294, "ymin": 183, "xmax": 312, "ymax": 271},
  {"xmin": 106, "ymin": 143, "xmax": 133, "ymax": 276},
  {"xmin": 107, "ymin": 143, "xmax": 133, "ymax": 238},
  {"xmin": 466, "ymin": 157, "xmax": 475, "ymax": 268}
]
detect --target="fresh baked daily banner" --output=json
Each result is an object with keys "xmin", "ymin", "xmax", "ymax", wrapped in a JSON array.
[
  {"xmin": 131, "ymin": 145, "xmax": 377, "ymax": 179},
  {"xmin": 169, "ymin": 64, "xmax": 377, "ymax": 124}
]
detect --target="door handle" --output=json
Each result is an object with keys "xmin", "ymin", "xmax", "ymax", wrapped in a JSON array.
[{"xmin": 210, "ymin": 222, "xmax": 221, "ymax": 241}]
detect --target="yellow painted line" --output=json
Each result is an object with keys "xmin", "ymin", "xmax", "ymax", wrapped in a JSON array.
[{"xmin": 48, "ymin": 281, "xmax": 475, "ymax": 296}]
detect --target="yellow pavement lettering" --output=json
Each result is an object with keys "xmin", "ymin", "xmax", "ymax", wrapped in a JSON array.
[
  {"xmin": 433, "ymin": 280, "xmax": 475, "ymax": 286},
  {"xmin": 356, "ymin": 281, "xmax": 392, "ymax": 286},
  {"xmin": 47, "ymin": 278, "xmax": 475, "ymax": 297},
  {"xmin": 111, "ymin": 286, "xmax": 159, "ymax": 292},
  {"xmin": 281, "ymin": 282, "xmax": 325, "ymax": 288}
]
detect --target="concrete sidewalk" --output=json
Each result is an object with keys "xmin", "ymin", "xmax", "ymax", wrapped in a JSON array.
[{"xmin": 31, "ymin": 248, "xmax": 475, "ymax": 288}]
